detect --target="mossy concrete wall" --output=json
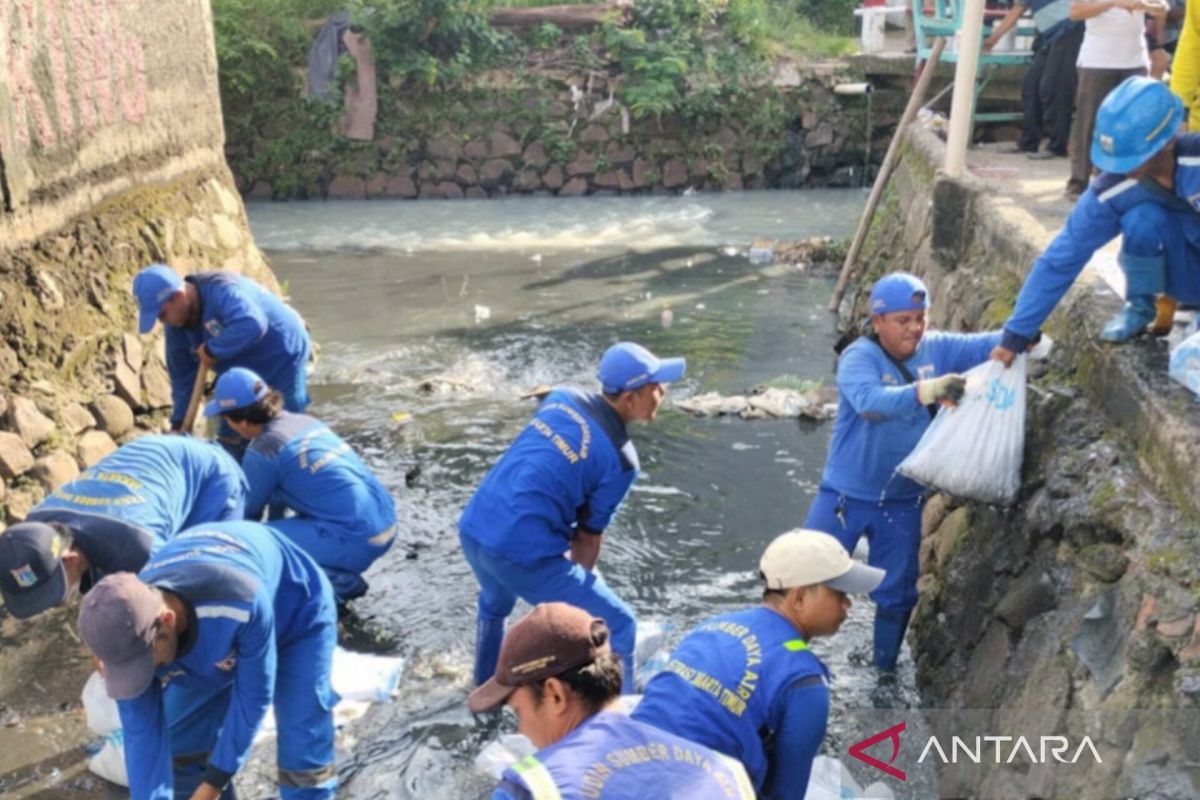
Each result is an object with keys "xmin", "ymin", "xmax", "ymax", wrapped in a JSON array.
[
  {"xmin": 850, "ymin": 128, "xmax": 1200, "ymax": 797},
  {"xmin": 0, "ymin": 0, "xmax": 278, "ymax": 521}
]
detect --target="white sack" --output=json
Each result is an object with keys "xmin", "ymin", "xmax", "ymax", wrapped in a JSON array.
[
  {"xmin": 897, "ymin": 357, "xmax": 1026, "ymax": 505},
  {"xmin": 1169, "ymin": 329, "xmax": 1200, "ymax": 398}
]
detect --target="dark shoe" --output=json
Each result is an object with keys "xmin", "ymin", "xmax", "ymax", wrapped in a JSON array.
[{"xmin": 1027, "ymin": 150, "xmax": 1062, "ymax": 160}]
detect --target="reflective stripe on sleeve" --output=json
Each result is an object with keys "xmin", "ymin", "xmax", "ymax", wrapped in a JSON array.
[{"xmin": 511, "ymin": 754, "xmax": 564, "ymax": 800}]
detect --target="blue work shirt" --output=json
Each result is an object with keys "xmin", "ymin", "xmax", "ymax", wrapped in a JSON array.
[
  {"xmin": 243, "ymin": 411, "xmax": 396, "ymax": 538},
  {"xmin": 459, "ymin": 388, "xmax": 638, "ymax": 563},
  {"xmin": 165, "ymin": 273, "xmax": 310, "ymax": 429},
  {"xmin": 821, "ymin": 332, "xmax": 1000, "ymax": 501},
  {"xmin": 494, "ymin": 711, "xmax": 756, "ymax": 800},
  {"xmin": 632, "ymin": 607, "xmax": 828, "ymax": 798},
  {"xmin": 117, "ymin": 521, "xmax": 333, "ymax": 799},
  {"xmin": 1003, "ymin": 134, "xmax": 1200, "ymax": 350},
  {"xmin": 28, "ymin": 435, "xmax": 247, "ymax": 585}
]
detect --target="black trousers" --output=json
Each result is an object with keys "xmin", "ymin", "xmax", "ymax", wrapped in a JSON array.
[{"xmin": 1018, "ymin": 23, "xmax": 1085, "ymax": 155}]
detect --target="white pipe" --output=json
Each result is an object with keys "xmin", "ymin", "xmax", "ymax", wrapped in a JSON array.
[
  {"xmin": 834, "ymin": 82, "xmax": 874, "ymax": 96},
  {"xmin": 943, "ymin": 0, "xmax": 987, "ymax": 178}
]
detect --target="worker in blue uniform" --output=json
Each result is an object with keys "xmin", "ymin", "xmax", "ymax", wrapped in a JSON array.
[
  {"xmin": 0, "ymin": 435, "xmax": 246, "ymax": 619},
  {"xmin": 204, "ymin": 367, "xmax": 397, "ymax": 603},
  {"xmin": 459, "ymin": 342, "xmax": 685, "ymax": 693},
  {"xmin": 993, "ymin": 77, "xmax": 1199, "ymax": 363},
  {"xmin": 132, "ymin": 264, "xmax": 311, "ymax": 456},
  {"xmin": 468, "ymin": 602, "xmax": 756, "ymax": 800},
  {"xmin": 633, "ymin": 530, "xmax": 884, "ymax": 799},
  {"xmin": 78, "ymin": 521, "xmax": 337, "ymax": 800},
  {"xmin": 804, "ymin": 272, "xmax": 1000, "ymax": 670}
]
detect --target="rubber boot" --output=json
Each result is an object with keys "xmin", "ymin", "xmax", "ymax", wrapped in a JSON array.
[
  {"xmin": 473, "ymin": 617, "xmax": 506, "ymax": 688},
  {"xmin": 873, "ymin": 608, "xmax": 911, "ymax": 671},
  {"xmin": 1100, "ymin": 253, "xmax": 1165, "ymax": 341},
  {"xmin": 1149, "ymin": 295, "xmax": 1178, "ymax": 337}
]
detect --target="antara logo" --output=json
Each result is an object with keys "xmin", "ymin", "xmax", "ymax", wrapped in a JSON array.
[
  {"xmin": 849, "ymin": 721, "xmax": 906, "ymax": 780},
  {"xmin": 848, "ymin": 722, "xmax": 1103, "ymax": 781}
]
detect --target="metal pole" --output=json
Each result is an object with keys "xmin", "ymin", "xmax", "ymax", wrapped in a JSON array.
[
  {"xmin": 828, "ymin": 38, "xmax": 946, "ymax": 313},
  {"xmin": 943, "ymin": 0, "xmax": 987, "ymax": 178}
]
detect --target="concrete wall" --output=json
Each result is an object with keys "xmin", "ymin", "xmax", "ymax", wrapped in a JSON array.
[{"xmin": 0, "ymin": 0, "xmax": 277, "ymax": 523}]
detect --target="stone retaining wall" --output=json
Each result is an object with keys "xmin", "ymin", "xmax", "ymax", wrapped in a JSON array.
[
  {"xmin": 236, "ymin": 63, "xmax": 878, "ymax": 200},
  {"xmin": 0, "ymin": 0, "xmax": 277, "ymax": 526},
  {"xmin": 847, "ymin": 128, "xmax": 1200, "ymax": 796}
]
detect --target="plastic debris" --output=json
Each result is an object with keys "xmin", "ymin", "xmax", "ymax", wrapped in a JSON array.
[
  {"xmin": 391, "ymin": 411, "xmax": 413, "ymax": 425},
  {"xmin": 473, "ymin": 304, "xmax": 491, "ymax": 323},
  {"xmin": 748, "ymin": 246, "xmax": 774, "ymax": 265},
  {"xmin": 1170, "ymin": 329, "xmax": 1200, "ymax": 398},
  {"xmin": 83, "ymin": 648, "xmax": 405, "ymax": 787}
]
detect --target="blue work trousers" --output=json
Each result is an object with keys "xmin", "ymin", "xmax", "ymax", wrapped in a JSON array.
[
  {"xmin": 460, "ymin": 532, "xmax": 636, "ymax": 673},
  {"xmin": 164, "ymin": 619, "xmax": 338, "ymax": 798},
  {"xmin": 270, "ymin": 516, "xmax": 394, "ymax": 602},
  {"xmin": 1121, "ymin": 203, "xmax": 1200, "ymax": 304},
  {"xmin": 803, "ymin": 487, "xmax": 924, "ymax": 616}
]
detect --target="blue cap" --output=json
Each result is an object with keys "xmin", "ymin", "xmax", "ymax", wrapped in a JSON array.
[
  {"xmin": 1091, "ymin": 77, "xmax": 1183, "ymax": 174},
  {"xmin": 204, "ymin": 367, "xmax": 271, "ymax": 417},
  {"xmin": 132, "ymin": 264, "xmax": 184, "ymax": 334},
  {"xmin": 0, "ymin": 522, "xmax": 69, "ymax": 620},
  {"xmin": 597, "ymin": 342, "xmax": 686, "ymax": 394},
  {"xmin": 869, "ymin": 272, "xmax": 929, "ymax": 315}
]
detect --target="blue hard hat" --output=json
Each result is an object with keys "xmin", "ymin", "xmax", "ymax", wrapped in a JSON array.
[
  {"xmin": 204, "ymin": 367, "xmax": 271, "ymax": 417},
  {"xmin": 1091, "ymin": 78, "xmax": 1184, "ymax": 175},
  {"xmin": 132, "ymin": 264, "xmax": 183, "ymax": 334},
  {"xmin": 597, "ymin": 342, "xmax": 686, "ymax": 394},
  {"xmin": 869, "ymin": 272, "xmax": 929, "ymax": 315}
]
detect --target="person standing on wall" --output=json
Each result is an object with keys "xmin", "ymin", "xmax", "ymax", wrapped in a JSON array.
[
  {"xmin": 984, "ymin": 0, "xmax": 1085, "ymax": 159},
  {"xmin": 803, "ymin": 272, "xmax": 1001, "ymax": 671},
  {"xmin": 459, "ymin": 342, "xmax": 685, "ymax": 693},
  {"xmin": 132, "ymin": 263, "xmax": 311, "ymax": 458},
  {"xmin": 1065, "ymin": 0, "xmax": 1167, "ymax": 199}
]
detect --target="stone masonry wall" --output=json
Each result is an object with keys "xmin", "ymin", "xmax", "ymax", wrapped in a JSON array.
[
  {"xmin": 235, "ymin": 62, "xmax": 877, "ymax": 200},
  {"xmin": 0, "ymin": 0, "xmax": 279, "ymax": 527},
  {"xmin": 846, "ymin": 128, "xmax": 1200, "ymax": 797}
]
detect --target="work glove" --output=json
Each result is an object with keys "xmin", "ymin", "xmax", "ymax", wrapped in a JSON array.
[{"xmin": 917, "ymin": 374, "xmax": 966, "ymax": 406}]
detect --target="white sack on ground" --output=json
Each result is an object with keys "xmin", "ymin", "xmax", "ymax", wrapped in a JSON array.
[
  {"xmin": 898, "ymin": 357, "xmax": 1026, "ymax": 505},
  {"xmin": 83, "ymin": 647, "xmax": 405, "ymax": 786}
]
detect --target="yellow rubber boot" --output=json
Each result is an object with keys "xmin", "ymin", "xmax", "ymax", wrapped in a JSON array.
[{"xmin": 1149, "ymin": 295, "xmax": 1178, "ymax": 337}]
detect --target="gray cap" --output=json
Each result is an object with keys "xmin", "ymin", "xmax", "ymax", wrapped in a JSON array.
[{"xmin": 78, "ymin": 573, "xmax": 161, "ymax": 700}]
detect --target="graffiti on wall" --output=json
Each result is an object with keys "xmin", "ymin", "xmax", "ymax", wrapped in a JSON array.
[{"xmin": 1, "ymin": 0, "xmax": 148, "ymax": 154}]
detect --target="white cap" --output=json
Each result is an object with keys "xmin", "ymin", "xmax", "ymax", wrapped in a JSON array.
[{"xmin": 759, "ymin": 529, "xmax": 885, "ymax": 594}]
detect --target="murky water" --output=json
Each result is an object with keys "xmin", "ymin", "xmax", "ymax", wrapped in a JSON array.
[{"xmin": 243, "ymin": 191, "xmax": 922, "ymax": 798}]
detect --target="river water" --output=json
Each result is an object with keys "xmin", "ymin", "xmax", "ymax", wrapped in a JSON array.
[{"xmin": 245, "ymin": 190, "xmax": 915, "ymax": 797}]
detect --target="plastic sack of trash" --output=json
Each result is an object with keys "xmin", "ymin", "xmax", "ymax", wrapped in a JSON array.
[
  {"xmin": 1169, "ymin": 329, "xmax": 1200, "ymax": 397},
  {"xmin": 897, "ymin": 357, "xmax": 1026, "ymax": 505},
  {"xmin": 82, "ymin": 647, "xmax": 404, "ymax": 786}
]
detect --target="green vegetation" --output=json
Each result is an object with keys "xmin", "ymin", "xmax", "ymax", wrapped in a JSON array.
[{"xmin": 211, "ymin": 0, "xmax": 854, "ymax": 196}]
